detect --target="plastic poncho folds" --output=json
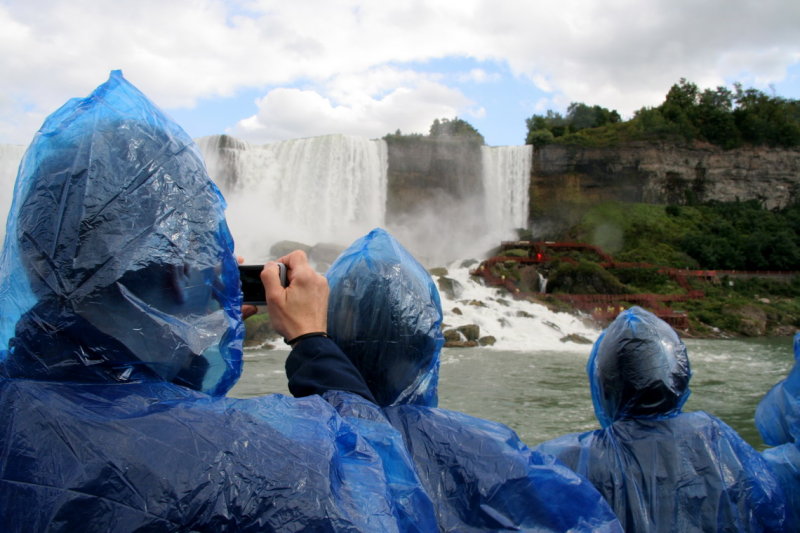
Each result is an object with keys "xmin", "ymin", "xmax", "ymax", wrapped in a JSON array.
[
  {"xmin": 0, "ymin": 71, "xmax": 438, "ymax": 532},
  {"xmin": 325, "ymin": 228, "xmax": 623, "ymax": 533},
  {"xmin": 755, "ymin": 332, "xmax": 800, "ymax": 531},
  {"xmin": 536, "ymin": 306, "xmax": 787, "ymax": 533}
]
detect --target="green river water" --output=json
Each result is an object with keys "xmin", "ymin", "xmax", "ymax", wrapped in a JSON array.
[{"xmin": 230, "ymin": 336, "xmax": 795, "ymax": 450}]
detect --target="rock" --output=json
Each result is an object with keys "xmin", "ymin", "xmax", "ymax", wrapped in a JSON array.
[
  {"xmin": 309, "ymin": 242, "xmax": 346, "ymax": 272},
  {"xmin": 429, "ymin": 267, "xmax": 448, "ymax": 277},
  {"xmin": 479, "ymin": 336, "xmax": 497, "ymax": 346},
  {"xmin": 466, "ymin": 299, "xmax": 487, "ymax": 308},
  {"xmin": 560, "ymin": 333, "xmax": 593, "ymax": 344},
  {"xmin": 532, "ymin": 143, "xmax": 800, "ymax": 236},
  {"xmin": 543, "ymin": 320, "xmax": 562, "ymax": 332},
  {"xmin": 270, "ymin": 240, "xmax": 311, "ymax": 259},
  {"xmin": 443, "ymin": 328, "xmax": 463, "ymax": 342},
  {"xmin": 437, "ymin": 276, "xmax": 464, "ymax": 299},
  {"xmin": 445, "ymin": 340, "xmax": 479, "ymax": 348},
  {"xmin": 518, "ymin": 265, "xmax": 543, "ymax": 292},
  {"xmin": 460, "ymin": 259, "xmax": 478, "ymax": 269},
  {"xmin": 451, "ymin": 307, "xmax": 463, "ymax": 315},
  {"xmin": 457, "ymin": 324, "xmax": 480, "ymax": 341},
  {"xmin": 516, "ymin": 310, "xmax": 534, "ymax": 318},
  {"xmin": 243, "ymin": 312, "xmax": 278, "ymax": 347},
  {"xmin": 727, "ymin": 304, "xmax": 768, "ymax": 337}
]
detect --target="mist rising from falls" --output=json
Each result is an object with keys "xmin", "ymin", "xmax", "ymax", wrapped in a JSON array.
[
  {"xmin": 198, "ymin": 134, "xmax": 388, "ymax": 262},
  {"xmin": 1, "ymin": 136, "xmax": 532, "ymax": 268}
]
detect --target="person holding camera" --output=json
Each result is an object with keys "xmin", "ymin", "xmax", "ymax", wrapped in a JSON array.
[{"xmin": 0, "ymin": 71, "xmax": 437, "ymax": 532}]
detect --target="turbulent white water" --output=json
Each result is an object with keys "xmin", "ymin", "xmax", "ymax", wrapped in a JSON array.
[{"xmin": 434, "ymin": 261, "xmax": 600, "ymax": 351}]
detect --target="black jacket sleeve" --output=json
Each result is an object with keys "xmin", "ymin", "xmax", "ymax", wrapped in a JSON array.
[{"xmin": 285, "ymin": 336, "xmax": 377, "ymax": 403}]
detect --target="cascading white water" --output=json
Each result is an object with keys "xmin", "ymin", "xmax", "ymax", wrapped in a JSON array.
[
  {"xmin": 435, "ymin": 260, "xmax": 597, "ymax": 351},
  {"xmin": 1, "ymin": 136, "xmax": 597, "ymax": 347},
  {"xmin": 198, "ymin": 134, "xmax": 388, "ymax": 261},
  {"xmin": 481, "ymin": 145, "xmax": 532, "ymax": 238}
]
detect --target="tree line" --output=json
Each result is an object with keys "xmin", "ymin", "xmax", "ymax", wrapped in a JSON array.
[{"xmin": 525, "ymin": 79, "xmax": 800, "ymax": 149}]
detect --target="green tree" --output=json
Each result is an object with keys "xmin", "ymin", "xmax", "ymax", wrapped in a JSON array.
[
  {"xmin": 429, "ymin": 117, "xmax": 485, "ymax": 143},
  {"xmin": 694, "ymin": 86, "xmax": 741, "ymax": 148},
  {"xmin": 566, "ymin": 102, "xmax": 621, "ymax": 131}
]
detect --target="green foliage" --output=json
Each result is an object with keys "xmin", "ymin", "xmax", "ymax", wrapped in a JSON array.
[
  {"xmin": 524, "ymin": 78, "xmax": 800, "ymax": 149},
  {"xmin": 429, "ymin": 117, "xmax": 485, "ymax": 144},
  {"xmin": 547, "ymin": 260, "xmax": 629, "ymax": 294},
  {"xmin": 525, "ymin": 103, "xmax": 621, "ymax": 146},
  {"xmin": 384, "ymin": 118, "xmax": 485, "ymax": 144},
  {"xmin": 570, "ymin": 200, "xmax": 800, "ymax": 271},
  {"xmin": 566, "ymin": 102, "xmax": 622, "ymax": 131},
  {"xmin": 526, "ymin": 128, "xmax": 555, "ymax": 147},
  {"xmin": 679, "ymin": 200, "xmax": 800, "ymax": 270}
]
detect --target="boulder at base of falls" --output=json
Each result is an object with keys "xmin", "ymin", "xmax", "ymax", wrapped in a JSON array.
[
  {"xmin": 560, "ymin": 333, "xmax": 593, "ymax": 344},
  {"xmin": 479, "ymin": 336, "xmax": 496, "ymax": 346},
  {"xmin": 437, "ymin": 276, "xmax": 464, "ymax": 299},
  {"xmin": 309, "ymin": 242, "xmax": 346, "ymax": 272},
  {"xmin": 446, "ymin": 340, "xmax": 479, "ymax": 348},
  {"xmin": 457, "ymin": 324, "xmax": 481, "ymax": 341}
]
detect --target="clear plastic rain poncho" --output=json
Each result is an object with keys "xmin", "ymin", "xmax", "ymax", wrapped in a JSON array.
[
  {"xmin": 326, "ymin": 228, "xmax": 624, "ymax": 532},
  {"xmin": 0, "ymin": 72, "xmax": 437, "ymax": 532},
  {"xmin": 536, "ymin": 306, "xmax": 787, "ymax": 532},
  {"xmin": 756, "ymin": 332, "xmax": 800, "ymax": 531}
]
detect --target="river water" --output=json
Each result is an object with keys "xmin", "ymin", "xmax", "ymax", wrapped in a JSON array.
[{"xmin": 229, "ymin": 336, "xmax": 794, "ymax": 451}]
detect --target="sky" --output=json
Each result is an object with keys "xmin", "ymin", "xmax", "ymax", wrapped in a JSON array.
[{"xmin": 1, "ymin": 0, "xmax": 799, "ymax": 148}]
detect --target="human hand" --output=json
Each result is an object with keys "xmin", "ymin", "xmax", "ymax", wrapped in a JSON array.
[{"xmin": 262, "ymin": 250, "xmax": 328, "ymax": 341}]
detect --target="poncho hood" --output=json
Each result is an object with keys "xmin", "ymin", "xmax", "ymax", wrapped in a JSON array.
[
  {"xmin": 326, "ymin": 228, "xmax": 443, "ymax": 407},
  {"xmin": 588, "ymin": 306, "xmax": 691, "ymax": 427},
  {"xmin": 756, "ymin": 332, "xmax": 800, "ymax": 446},
  {"xmin": 0, "ymin": 70, "xmax": 243, "ymax": 396}
]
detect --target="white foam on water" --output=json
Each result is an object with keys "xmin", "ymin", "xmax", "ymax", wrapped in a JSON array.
[{"xmin": 435, "ymin": 260, "xmax": 601, "ymax": 352}]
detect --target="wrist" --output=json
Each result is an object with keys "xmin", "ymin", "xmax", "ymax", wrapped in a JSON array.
[{"xmin": 285, "ymin": 331, "xmax": 329, "ymax": 346}]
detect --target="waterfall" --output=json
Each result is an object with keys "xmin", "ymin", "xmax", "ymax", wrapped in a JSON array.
[
  {"xmin": 0, "ymin": 137, "xmax": 597, "ymax": 348},
  {"xmin": 481, "ymin": 145, "xmax": 532, "ymax": 239},
  {"xmin": 2, "ymin": 137, "xmax": 534, "ymax": 264},
  {"xmin": 198, "ymin": 134, "xmax": 388, "ymax": 261},
  {"xmin": 538, "ymin": 272, "xmax": 548, "ymax": 294}
]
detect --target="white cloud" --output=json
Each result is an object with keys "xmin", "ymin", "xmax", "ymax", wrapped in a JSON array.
[
  {"xmin": 229, "ymin": 74, "xmax": 475, "ymax": 143},
  {"xmin": 0, "ymin": 0, "xmax": 798, "ymax": 143},
  {"xmin": 458, "ymin": 69, "xmax": 501, "ymax": 84}
]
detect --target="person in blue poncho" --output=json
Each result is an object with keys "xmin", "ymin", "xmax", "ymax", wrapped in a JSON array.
[
  {"xmin": 314, "ymin": 228, "xmax": 623, "ymax": 532},
  {"xmin": 0, "ymin": 71, "xmax": 438, "ymax": 532},
  {"xmin": 536, "ymin": 306, "xmax": 787, "ymax": 533},
  {"xmin": 755, "ymin": 332, "xmax": 800, "ymax": 531}
]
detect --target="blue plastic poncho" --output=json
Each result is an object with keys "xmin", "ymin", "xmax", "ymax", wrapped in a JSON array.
[
  {"xmin": 756, "ymin": 332, "xmax": 800, "ymax": 530},
  {"xmin": 0, "ymin": 72, "xmax": 436, "ymax": 532},
  {"xmin": 536, "ymin": 306, "xmax": 787, "ymax": 533},
  {"xmin": 326, "ymin": 228, "xmax": 623, "ymax": 532}
]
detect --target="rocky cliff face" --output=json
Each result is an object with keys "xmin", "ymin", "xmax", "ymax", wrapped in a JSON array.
[
  {"xmin": 531, "ymin": 142, "xmax": 800, "ymax": 235},
  {"xmin": 385, "ymin": 136, "xmax": 484, "ymax": 224}
]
